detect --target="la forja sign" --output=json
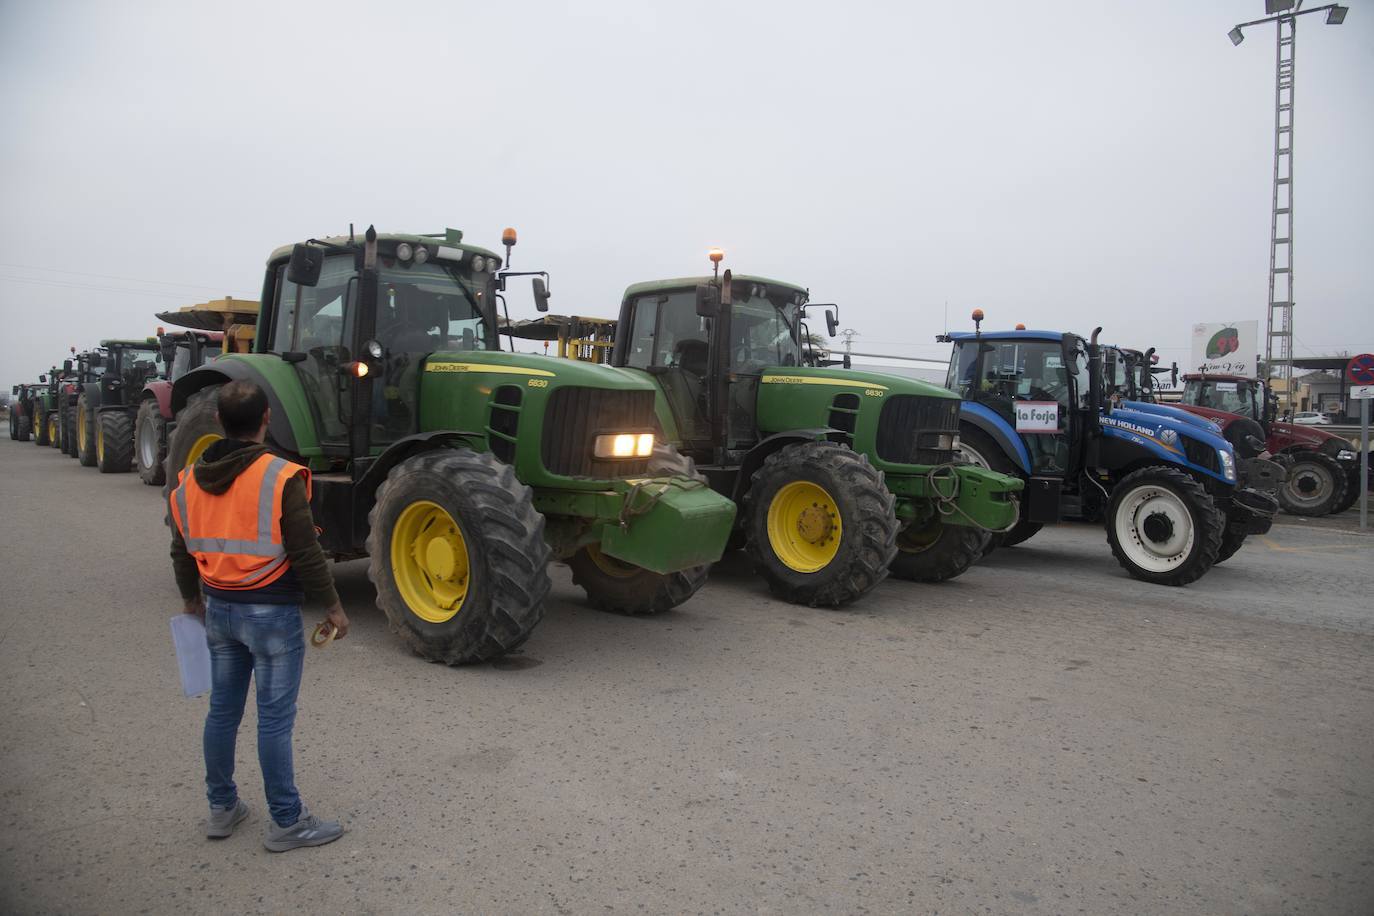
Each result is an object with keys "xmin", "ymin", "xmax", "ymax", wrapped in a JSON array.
[{"xmin": 1015, "ymin": 400, "xmax": 1059, "ymax": 433}]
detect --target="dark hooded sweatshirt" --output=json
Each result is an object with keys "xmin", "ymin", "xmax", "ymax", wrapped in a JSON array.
[{"xmin": 170, "ymin": 439, "xmax": 340, "ymax": 608}]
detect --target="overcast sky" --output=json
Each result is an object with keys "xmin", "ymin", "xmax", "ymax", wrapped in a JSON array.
[{"xmin": 2, "ymin": 0, "xmax": 1371, "ymax": 385}]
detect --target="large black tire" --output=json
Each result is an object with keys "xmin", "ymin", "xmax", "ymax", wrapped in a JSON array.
[
  {"xmin": 1277, "ymin": 451, "xmax": 1348, "ymax": 517},
  {"xmin": 743, "ymin": 441, "xmax": 897, "ymax": 607},
  {"xmin": 366, "ymin": 448, "xmax": 551, "ymax": 664},
  {"xmin": 1105, "ymin": 466, "xmax": 1224, "ymax": 586},
  {"xmin": 63, "ymin": 406, "xmax": 78, "ymax": 457},
  {"xmin": 16, "ymin": 413, "xmax": 31, "ymax": 442},
  {"xmin": 568, "ymin": 443, "xmax": 711, "ymax": 614},
  {"xmin": 889, "ymin": 516, "xmax": 987, "ymax": 583},
  {"xmin": 1213, "ymin": 525, "xmax": 1248, "ymax": 565},
  {"xmin": 97, "ymin": 410, "xmax": 134, "ymax": 473},
  {"xmin": 135, "ymin": 398, "xmax": 168, "ymax": 486},
  {"xmin": 75, "ymin": 393, "xmax": 97, "ymax": 466},
  {"xmin": 164, "ymin": 386, "xmax": 225, "ymax": 488},
  {"xmin": 34, "ymin": 408, "xmax": 51, "ymax": 446},
  {"xmin": 1329, "ymin": 467, "xmax": 1362, "ymax": 514},
  {"xmin": 956, "ymin": 426, "xmax": 1038, "ymax": 553},
  {"xmin": 48, "ymin": 412, "xmax": 60, "ymax": 448}
]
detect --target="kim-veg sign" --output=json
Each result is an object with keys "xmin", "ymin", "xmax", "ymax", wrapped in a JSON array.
[
  {"xmin": 1015, "ymin": 401, "xmax": 1059, "ymax": 433},
  {"xmin": 1191, "ymin": 321, "xmax": 1258, "ymax": 376}
]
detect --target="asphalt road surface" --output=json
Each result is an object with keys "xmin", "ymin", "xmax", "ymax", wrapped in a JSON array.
[{"xmin": 1, "ymin": 438, "xmax": 1371, "ymax": 915}]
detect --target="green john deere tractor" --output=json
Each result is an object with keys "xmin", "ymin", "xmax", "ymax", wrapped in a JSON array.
[
  {"xmin": 166, "ymin": 226, "xmax": 738, "ymax": 664},
  {"xmin": 603, "ymin": 253, "xmax": 1024, "ymax": 606},
  {"xmin": 31, "ymin": 373, "xmax": 62, "ymax": 447},
  {"xmin": 73, "ymin": 339, "xmax": 165, "ymax": 472}
]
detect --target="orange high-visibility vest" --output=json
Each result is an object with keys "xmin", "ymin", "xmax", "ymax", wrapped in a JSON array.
[{"xmin": 170, "ymin": 453, "xmax": 312, "ymax": 592}]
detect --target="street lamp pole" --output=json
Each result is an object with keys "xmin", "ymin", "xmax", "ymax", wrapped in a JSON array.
[{"xmin": 1228, "ymin": 1, "xmax": 1347, "ymax": 414}]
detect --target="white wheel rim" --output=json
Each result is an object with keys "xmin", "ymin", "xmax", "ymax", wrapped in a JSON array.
[
  {"xmin": 1113, "ymin": 483, "xmax": 1196, "ymax": 573},
  {"xmin": 1283, "ymin": 462, "xmax": 1333, "ymax": 509},
  {"xmin": 137, "ymin": 417, "xmax": 158, "ymax": 468}
]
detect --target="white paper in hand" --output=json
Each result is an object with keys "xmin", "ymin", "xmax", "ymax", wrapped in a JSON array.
[{"xmin": 170, "ymin": 614, "xmax": 212, "ymax": 698}]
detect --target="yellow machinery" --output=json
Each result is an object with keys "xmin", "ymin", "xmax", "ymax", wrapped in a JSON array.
[
  {"xmin": 155, "ymin": 297, "xmax": 260, "ymax": 353},
  {"xmin": 503, "ymin": 315, "xmax": 616, "ymax": 364}
]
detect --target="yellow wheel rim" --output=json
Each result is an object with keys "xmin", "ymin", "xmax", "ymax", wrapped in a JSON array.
[
  {"xmin": 391, "ymin": 500, "xmax": 471, "ymax": 624},
  {"xmin": 96, "ymin": 422, "xmax": 105, "ymax": 463},
  {"xmin": 48, "ymin": 416, "xmax": 57, "ymax": 441},
  {"xmin": 586, "ymin": 545, "xmax": 641, "ymax": 579},
  {"xmin": 766, "ymin": 480, "xmax": 843, "ymax": 573},
  {"xmin": 78, "ymin": 409, "xmax": 87, "ymax": 448},
  {"xmin": 186, "ymin": 432, "xmax": 221, "ymax": 466}
]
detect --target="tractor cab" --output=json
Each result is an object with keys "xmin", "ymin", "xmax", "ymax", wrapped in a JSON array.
[
  {"xmin": 611, "ymin": 261, "xmax": 837, "ymax": 465},
  {"xmin": 98, "ymin": 338, "xmax": 165, "ymax": 408},
  {"xmin": 1113, "ymin": 347, "xmax": 1177, "ymax": 404},
  {"xmin": 944, "ymin": 328, "xmax": 1094, "ymax": 482}
]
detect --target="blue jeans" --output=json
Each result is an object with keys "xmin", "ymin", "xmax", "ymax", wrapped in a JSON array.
[{"xmin": 203, "ymin": 597, "xmax": 304, "ymax": 827}]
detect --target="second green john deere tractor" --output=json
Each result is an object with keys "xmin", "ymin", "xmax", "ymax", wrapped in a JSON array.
[
  {"xmin": 165, "ymin": 226, "xmax": 737, "ymax": 664},
  {"xmin": 602, "ymin": 255, "xmax": 1024, "ymax": 606}
]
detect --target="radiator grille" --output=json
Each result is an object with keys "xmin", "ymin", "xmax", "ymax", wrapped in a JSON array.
[
  {"xmin": 541, "ymin": 386, "xmax": 656, "ymax": 478},
  {"xmin": 1182, "ymin": 435, "xmax": 1221, "ymax": 473},
  {"xmin": 875, "ymin": 395, "xmax": 960, "ymax": 465}
]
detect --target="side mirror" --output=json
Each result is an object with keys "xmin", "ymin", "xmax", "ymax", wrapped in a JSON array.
[
  {"xmin": 287, "ymin": 244, "xmax": 324, "ymax": 288},
  {"xmin": 63, "ymin": 359, "xmax": 73, "ymax": 372},
  {"xmin": 825, "ymin": 309, "xmax": 839, "ymax": 338},
  {"xmin": 695, "ymin": 283, "xmax": 720, "ymax": 318},
  {"xmin": 1171, "ymin": 363, "xmax": 1178, "ymax": 389},
  {"xmin": 532, "ymin": 277, "xmax": 550, "ymax": 313},
  {"xmin": 39, "ymin": 375, "xmax": 47, "ymax": 383}
]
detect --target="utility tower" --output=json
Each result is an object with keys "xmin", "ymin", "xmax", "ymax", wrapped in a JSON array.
[
  {"xmin": 840, "ymin": 328, "xmax": 859, "ymax": 357},
  {"xmin": 1228, "ymin": 1, "xmax": 1347, "ymax": 410}
]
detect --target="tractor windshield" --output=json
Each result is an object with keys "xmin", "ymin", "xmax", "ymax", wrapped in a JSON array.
[
  {"xmin": 376, "ymin": 257, "xmax": 495, "ymax": 353},
  {"xmin": 727, "ymin": 285, "xmax": 804, "ymax": 371},
  {"xmin": 1182, "ymin": 378, "xmax": 1258, "ymax": 418}
]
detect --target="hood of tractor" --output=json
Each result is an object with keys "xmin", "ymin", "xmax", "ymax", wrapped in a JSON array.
[
  {"xmin": 423, "ymin": 350, "xmax": 654, "ymax": 392},
  {"xmin": 1120, "ymin": 399, "xmax": 1222, "ymax": 435},
  {"xmin": 1103, "ymin": 404, "xmax": 1237, "ymax": 484}
]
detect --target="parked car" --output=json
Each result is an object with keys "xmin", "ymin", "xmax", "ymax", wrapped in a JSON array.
[{"xmin": 1292, "ymin": 411, "xmax": 1331, "ymax": 426}]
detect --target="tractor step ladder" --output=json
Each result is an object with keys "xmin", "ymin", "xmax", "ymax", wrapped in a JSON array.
[{"xmin": 1267, "ymin": 14, "xmax": 1296, "ymax": 408}]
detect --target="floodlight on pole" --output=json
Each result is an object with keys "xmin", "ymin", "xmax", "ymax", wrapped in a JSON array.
[{"xmin": 1226, "ymin": 1, "xmax": 1349, "ymax": 414}]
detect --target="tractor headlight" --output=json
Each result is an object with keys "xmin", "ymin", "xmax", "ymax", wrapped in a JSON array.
[
  {"xmin": 396, "ymin": 242, "xmax": 414, "ymax": 262},
  {"xmin": 470, "ymin": 255, "xmax": 487, "ymax": 273},
  {"xmin": 593, "ymin": 432, "xmax": 655, "ymax": 459},
  {"xmin": 1218, "ymin": 448, "xmax": 1236, "ymax": 482},
  {"xmin": 413, "ymin": 245, "xmax": 429, "ymax": 264}
]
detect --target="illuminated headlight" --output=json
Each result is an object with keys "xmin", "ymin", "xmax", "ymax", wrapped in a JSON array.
[
  {"xmin": 593, "ymin": 432, "xmax": 655, "ymax": 459},
  {"xmin": 1218, "ymin": 448, "xmax": 1236, "ymax": 482},
  {"xmin": 396, "ymin": 242, "xmax": 414, "ymax": 261},
  {"xmin": 470, "ymin": 255, "xmax": 487, "ymax": 273},
  {"xmin": 1336, "ymin": 449, "xmax": 1356, "ymax": 462}
]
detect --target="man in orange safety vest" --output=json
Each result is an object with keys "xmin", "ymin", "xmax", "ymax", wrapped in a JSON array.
[{"xmin": 170, "ymin": 379, "xmax": 349, "ymax": 852}]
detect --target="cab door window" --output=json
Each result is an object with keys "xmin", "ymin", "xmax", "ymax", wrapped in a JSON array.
[{"xmin": 272, "ymin": 256, "xmax": 356, "ymax": 444}]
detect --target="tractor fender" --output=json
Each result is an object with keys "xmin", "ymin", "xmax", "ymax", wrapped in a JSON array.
[
  {"xmin": 355, "ymin": 431, "xmax": 488, "ymax": 505},
  {"xmin": 732, "ymin": 428, "xmax": 834, "ymax": 502},
  {"xmin": 958, "ymin": 402, "xmax": 1032, "ymax": 475},
  {"xmin": 170, "ymin": 364, "xmax": 301, "ymax": 455},
  {"xmin": 143, "ymin": 380, "xmax": 174, "ymax": 419}
]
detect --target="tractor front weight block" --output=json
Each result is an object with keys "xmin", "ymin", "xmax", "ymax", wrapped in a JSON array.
[
  {"xmin": 532, "ymin": 478, "xmax": 737, "ymax": 575},
  {"xmin": 886, "ymin": 465, "xmax": 1023, "ymax": 531}
]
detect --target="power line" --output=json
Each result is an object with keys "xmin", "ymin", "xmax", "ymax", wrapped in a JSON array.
[
  {"xmin": 0, "ymin": 274, "xmax": 240, "ymax": 301},
  {"xmin": 0, "ymin": 262, "xmax": 235, "ymax": 294}
]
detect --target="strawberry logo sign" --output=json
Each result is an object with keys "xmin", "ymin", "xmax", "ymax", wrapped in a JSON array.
[
  {"xmin": 1206, "ymin": 327, "xmax": 1241, "ymax": 358},
  {"xmin": 1191, "ymin": 321, "xmax": 1258, "ymax": 376}
]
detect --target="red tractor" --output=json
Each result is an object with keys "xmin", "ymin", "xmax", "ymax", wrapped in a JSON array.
[
  {"xmin": 134, "ymin": 328, "xmax": 224, "ymax": 485},
  {"xmin": 1178, "ymin": 373, "xmax": 1360, "ymax": 516}
]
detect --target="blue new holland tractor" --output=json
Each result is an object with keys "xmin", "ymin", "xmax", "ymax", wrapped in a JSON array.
[{"xmin": 938, "ymin": 315, "xmax": 1281, "ymax": 585}]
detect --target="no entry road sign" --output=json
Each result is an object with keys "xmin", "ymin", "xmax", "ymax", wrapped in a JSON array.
[{"xmin": 1347, "ymin": 353, "xmax": 1374, "ymax": 385}]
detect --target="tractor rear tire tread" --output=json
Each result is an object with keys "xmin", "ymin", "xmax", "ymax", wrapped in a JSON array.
[
  {"xmin": 1213, "ymin": 525, "xmax": 1248, "ymax": 565},
  {"xmin": 744, "ymin": 441, "xmax": 897, "ymax": 608},
  {"xmin": 97, "ymin": 411, "xmax": 135, "ymax": 473},
  {"xmin": 366, "ymin": 448, "xmax": 551, "ymax": 665},
  {"xmin": 76, "ymin": 394, "xmax": 97, "ymax": 467},
  {"xmin": 136, "ymin": 399, "xmax": 168, "ymax": 486},
  {"xmin": 889, "ymin": 521, "xmax": 988, "ymax": 583},
  {"xmin": 163, "ymin": 386, "xmax": 225, "ymax": 523}
]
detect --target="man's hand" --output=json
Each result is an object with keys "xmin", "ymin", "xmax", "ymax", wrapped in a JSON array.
[
  {"xmin": 184, "ymin": 596, "xmax": 206, "ymax": 619},
  {"xmin": 324, "ymin": 603, "xmax": 350, "ymax": 640}
]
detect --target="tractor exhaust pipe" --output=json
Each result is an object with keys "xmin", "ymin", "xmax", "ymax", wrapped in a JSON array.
[{"xmin": 1087, "ymin": 327, "xmax": 1103, "ymax": 433}]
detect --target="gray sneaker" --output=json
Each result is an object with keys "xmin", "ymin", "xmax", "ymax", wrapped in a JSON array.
[
  {"xmin": 206, "ymin": 799, "xmax": 250, "ymax": 838},
  {"xmin": 263, "ymin": 806, "xmax": 344, "ymax": 853}
]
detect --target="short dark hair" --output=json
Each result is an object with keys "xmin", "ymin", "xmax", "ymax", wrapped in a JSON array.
[{"xmin": 217, "ymin": 380, "xmax": 270, "ymax": 439}]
